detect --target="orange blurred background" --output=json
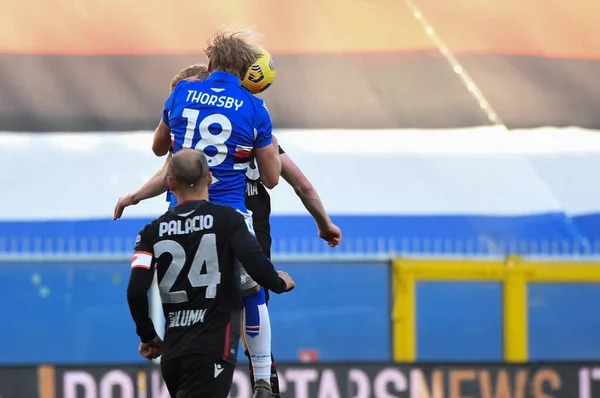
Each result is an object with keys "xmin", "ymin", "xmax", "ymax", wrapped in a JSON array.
[{"xmin": 1, "ymin": 0, "xmax": 599, "ymax": 58}]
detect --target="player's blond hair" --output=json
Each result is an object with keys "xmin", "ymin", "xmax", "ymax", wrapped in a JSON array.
[
  {"xmin": 169, "ymin": 64, "xmax": 209, "ymax": 92},
  {"xmin": 205, "ymin": 28, "xmax": 263, "ymax": 80}
]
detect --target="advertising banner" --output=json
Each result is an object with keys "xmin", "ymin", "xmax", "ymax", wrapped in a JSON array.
[{"xmin": 2, "ymin": 362, "xmax": 600, "ymax": 398}]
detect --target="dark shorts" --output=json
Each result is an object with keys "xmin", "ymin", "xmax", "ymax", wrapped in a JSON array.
[
  {"xmin": 254, "ymin": 230, "xmax": 273, "ymax": 303},
  {"xmin": 161, "ymin": 355, "xmax": 235, "ymax": 398}
]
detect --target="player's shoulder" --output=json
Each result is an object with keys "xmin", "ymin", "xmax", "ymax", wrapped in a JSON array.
[
  {"xmin": 172, "ymin": 79, "xmax": 200, "ymax": 96},
  {"xmin": 135, "ymin": 216, "xmax": 162, "ymax": 245},
  {"xmin": 230, "ymin": 85, "xmax": 265, "ymax": 111},
  {"xmin": 246, "ymin": 91, "xmax": 266, "ymax": 109},
  {"xmin": 243, "ymin": 94, "xmax": 269, "ymax": 125},
  {"xmin": 206, "ymin": 203, "xmax": 247, "ymax": 228},
  {"xmin": 146, "ymin": 209, "xmax": 173, "ymax": 230},
  {"xmin": 203, "ymin": 202, "xmax": 242, "ymax": 218}
]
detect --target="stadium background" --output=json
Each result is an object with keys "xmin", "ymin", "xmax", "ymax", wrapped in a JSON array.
[{"xmin": 2, "ymin": 0, "xmax": 600, "ymax": 396}]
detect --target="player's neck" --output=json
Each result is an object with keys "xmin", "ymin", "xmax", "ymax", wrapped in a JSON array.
[{"xmin": 175, "ymin": 188, "xmax": 209, "ymax": 203}]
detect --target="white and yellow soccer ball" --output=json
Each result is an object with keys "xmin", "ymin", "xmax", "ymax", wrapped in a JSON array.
[{"xmin": 241, "ymin": 48, "xmax": 276, "ymax": 94}]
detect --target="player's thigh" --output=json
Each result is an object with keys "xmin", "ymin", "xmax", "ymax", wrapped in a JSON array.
[
  {"xmin": 237, "ymin": 210, "xmax": 260, "ymax": 291},
  {"xmin": 240, "ymin": 265, "xmax": 259, "ymax": 291},
  {"xmin": 160, "ymin": 358, "xmax": 183, "ymax": 397},
  {"xmin": 178, "ymin": 355, "xmax": 235, "ymax": 398}
]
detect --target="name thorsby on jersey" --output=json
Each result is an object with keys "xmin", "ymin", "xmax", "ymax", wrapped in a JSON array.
[{"xmin": 186, "ymin": 90, "xmax": 243, "ymax": 111}]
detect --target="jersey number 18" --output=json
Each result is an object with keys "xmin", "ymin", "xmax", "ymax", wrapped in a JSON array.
[{"xmin": 182, "ymin": 108, "xmax": 232, "ymax": 167}]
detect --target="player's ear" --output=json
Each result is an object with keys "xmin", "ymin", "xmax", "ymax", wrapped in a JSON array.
[
  {"xmin": 166, "ymin": 176, "xmax": 176, "ymax": 192},
  {"xmin": 206, "ymin": 172, "xmax": 212, "ymax": 188}
]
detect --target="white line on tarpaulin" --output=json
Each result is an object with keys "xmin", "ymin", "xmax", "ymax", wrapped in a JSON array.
[{"xmin": 403, "ymin": 0, "xmax": 506, "ymax": 128}]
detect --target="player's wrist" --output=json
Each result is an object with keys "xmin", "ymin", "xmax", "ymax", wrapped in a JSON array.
[
  {"xmin": 316, "ymin": 218, "xmax": 333, "ymax": 231},
  {"xmin": 139, "ymin": 328, "xmax": 158, "ymax": 343},
  {"xmin": 276, "ymin": 277, "xmax": 288, "ymax": 293},
  {"xmin": 130, "ymin": 192, "xmax": 141, "ymax": 205}
]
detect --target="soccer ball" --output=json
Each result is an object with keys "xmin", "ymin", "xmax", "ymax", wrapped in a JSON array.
[{"xmin": 242, "ymin": 48, "xmax": 276, "ymax": 94}]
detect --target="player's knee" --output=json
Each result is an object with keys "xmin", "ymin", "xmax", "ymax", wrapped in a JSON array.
[{"xmin": 243, "ymin": 288, "xmax": 266, "ymax": 338}]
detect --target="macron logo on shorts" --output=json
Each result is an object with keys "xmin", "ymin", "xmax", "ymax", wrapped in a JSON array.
[{"xmin": 214, "ymin": 363, "xmax": 224, "ymax": 378}]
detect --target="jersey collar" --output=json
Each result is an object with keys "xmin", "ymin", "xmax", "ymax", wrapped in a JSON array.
[
  {"xmin": 206, "ymin": 71, "xmax": 241, "ymax": 86},
  {"xmin": 173, "ymin": 200, "xmax": 206, "ymax": 211}
]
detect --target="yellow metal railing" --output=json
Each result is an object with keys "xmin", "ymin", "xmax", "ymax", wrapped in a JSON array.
[{"xmin": 392, "ymin": 256, "xmax": 600, "ymax": 362}]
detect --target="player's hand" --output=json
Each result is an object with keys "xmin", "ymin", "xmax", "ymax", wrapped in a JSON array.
[
  {"xmin": 139, "ymin": 336, "xmax": 163, "ymax": 360},
  {"xmin": 278, "ymin": 270, "xmax": 295, "ymax": 292},
  {"xmin": 114, "ymin": 194, "xmax": 139, "ymax": 220},
  {"xmin": 318, "ymin": 223, "xmax": 342, "ymax": 247}
]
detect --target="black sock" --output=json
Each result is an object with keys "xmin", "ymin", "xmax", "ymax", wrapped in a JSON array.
[
  {"xmin": 270, "ymin": 353, "xmax": 280, "ymax": 395},
  {"xmin": 245, "ymin": 350, "xmax": 255, "ymax": 390}
]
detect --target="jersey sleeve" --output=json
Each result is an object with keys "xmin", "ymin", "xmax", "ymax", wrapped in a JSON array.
[
  {"xmin": 127, "ymin": 223, "xmax": 158, "ymax": 343},
  {"xmin": 162, "ymin": 89, "xmax": 177, "ymax": 127},
  {"xmin": 253, "ymin": 102, "xmax": 273, "ymax": 149},
  {"xmin": 229, "ymin": 211, "xmax": 287, "ymax": 294}
]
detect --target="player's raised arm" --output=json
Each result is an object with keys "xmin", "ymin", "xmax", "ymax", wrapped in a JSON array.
[
  {"xmin": 254, "ymin": 103, "xmax": 281, "ymax": 189},
  {"xmin": 114, "ymin": 152, "xmax": 171, "ymax": 220},
  {"xmin": 154, "ymin": 65, "xmax": 211, "ymax": 157},
  {"xmin": 126, "ymin": 225, "xmax": 159, "ymax": 345},
  {"xmin": 153, "ymin": 86, "xmax": 177, "ymax": 156},
  {"xmin": 280, "ymin": 147, "xmax": 342, "ymax": 247},
  {"xmin": 229, "ymin": 211, "xmax": 294, "ymax": 293},
  {"xmin": 153, "ymin": 120, "xmax": 172, "ymax": 156}
]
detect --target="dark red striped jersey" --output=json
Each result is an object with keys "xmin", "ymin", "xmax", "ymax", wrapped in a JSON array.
[{"xmin": 126, "ymin": 200, "xmax": 287, "ymax": 364}]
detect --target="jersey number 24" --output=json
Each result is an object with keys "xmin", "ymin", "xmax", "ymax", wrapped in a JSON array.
[{"xmin": 154, "ymin": 234, "xmax": 221, "ymax": 304}]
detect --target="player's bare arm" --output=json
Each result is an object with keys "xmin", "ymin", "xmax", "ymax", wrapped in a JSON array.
[
  {"xmin": 280, "ymin": 152, "xmax": 342, "ymax": 247},
  {"xmin": 230, "ymin": 212, "xmax": 295, "ymax": 293},
  {"xmin": 155, "ymin": 64, "xmax": 209, "ymax": 157},
  {"xmin": 152, "ymin": 120, "xmax": 171, "ymax": 156},
  {"xmin": 116, "ymin": 65, "xmax": 211, "ymax": 220},
  {"xmin": 113, "ymin": 152, "xmax": 171, "ymax": 220},
  {"xmin": 255, "ymin": 135, "xmax": 281, "ymax": 189}
]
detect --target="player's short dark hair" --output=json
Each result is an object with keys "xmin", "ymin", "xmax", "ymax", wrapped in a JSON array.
[
  {"xmin": 169, "ymin": 64, "xmax": 209, "ymax": 92},
  {"xmin": 205, "ymin": 29, "xmax": 262, "ymax": 80},
  {"xmin": 168, "ymin": 149, "xmax": 209, "ymax": 190}
]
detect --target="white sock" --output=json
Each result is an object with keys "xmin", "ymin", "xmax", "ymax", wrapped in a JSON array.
[{"xmin": 245, "ymin": 302, "xmax": 272, "ymax": 383}]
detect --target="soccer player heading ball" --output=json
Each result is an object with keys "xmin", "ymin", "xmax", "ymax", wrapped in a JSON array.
[
  {"xmin": 153, "ymin": 29, "xmax": 283, "ymax": 398},
  {"xmin": 118, "ymin": 28, "xmax": 341, "ymax": 398}
]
